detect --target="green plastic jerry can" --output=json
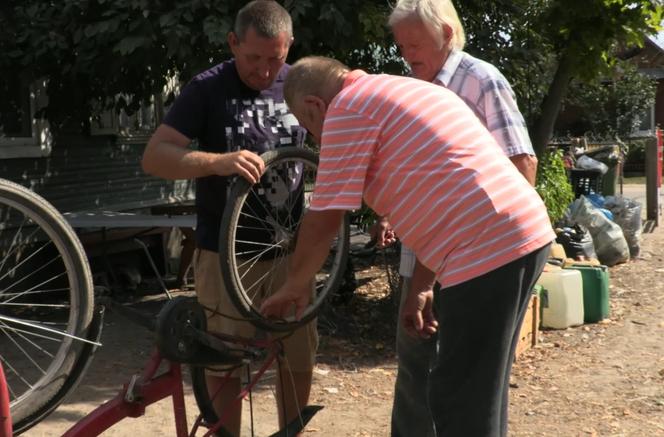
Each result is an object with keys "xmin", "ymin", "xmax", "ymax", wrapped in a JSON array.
[{"xmin": 564, "ymin": 264, "xmax": 610, "ymax": 323}]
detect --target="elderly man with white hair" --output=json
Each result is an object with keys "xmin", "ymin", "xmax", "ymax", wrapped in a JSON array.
[{"xmin": 372, "ymin": 2, "xmax": 538, "ymax": 435}]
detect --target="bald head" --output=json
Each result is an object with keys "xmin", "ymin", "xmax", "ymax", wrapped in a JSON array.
[
  {"xmin": 283, "ymin": 56, "xmax": 351, "ymax": 143},
  {"xmin": 284, "ymin": 56, "xmax": 350, "ymax": 110}
]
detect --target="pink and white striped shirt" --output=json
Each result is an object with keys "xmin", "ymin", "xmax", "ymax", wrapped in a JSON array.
[{"xmin": 310, "ymin": 71, "xmax": 554, "ymax": 287}]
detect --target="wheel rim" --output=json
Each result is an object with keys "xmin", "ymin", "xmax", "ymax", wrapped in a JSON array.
[
  {"xmin": 0, "ymin": 194, "xmax": 86, "ymax": 411},
  {"xmin": 226, "ymin": 151, "xmax": 348, "ymax": 329}
]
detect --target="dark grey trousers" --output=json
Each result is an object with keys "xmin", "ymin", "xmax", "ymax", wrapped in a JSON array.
[
  {"xmin": 392, "ymin": 277, "xmax": 437, "ymax": 437},
  {"xmin": 392, "ymin": 244, "xmax": 549, "ymax": 437}
]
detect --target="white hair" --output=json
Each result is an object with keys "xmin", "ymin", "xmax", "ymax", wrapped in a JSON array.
[{"xmin": 388, "ymin": 0, "xmax": 466, "ymax": 50}]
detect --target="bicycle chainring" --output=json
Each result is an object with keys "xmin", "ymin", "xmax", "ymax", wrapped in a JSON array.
[{"xmin": 155, "ymin": 297, "xmax": 207, "ymax": 363}]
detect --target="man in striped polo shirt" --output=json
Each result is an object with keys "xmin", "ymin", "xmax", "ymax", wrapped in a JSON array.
[
  {"xmin": 384, "ymin": 1, "xmax": 540, "ymax": 436},
  {"xmin": 261, "ymin": 56, "xmax": 554, "ymax": 436}
]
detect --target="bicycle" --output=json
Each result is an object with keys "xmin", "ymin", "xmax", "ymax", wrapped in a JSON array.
[
  {"xmin": 1, "ymin": 146, "xmax": 349, "ymax": 435},
  {"xmin": 56, "ymin": 295, "xmax": 322, "ymax": 437},
  {"xmin": 219, "ymin": 147, "xmax": 349, "ymax": 332},
  {"xmin": 0, "ymin": 179, "xmax": 100, "ymax": 434}
]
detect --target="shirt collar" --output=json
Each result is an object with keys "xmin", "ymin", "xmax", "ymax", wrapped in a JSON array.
[
  {"xmin": 343, "ymin": 69, "xmax": 368, "ymax": 88},
  {"xmin": 434, "ymin": 49, "xmax": 463, "ymax": 87}
]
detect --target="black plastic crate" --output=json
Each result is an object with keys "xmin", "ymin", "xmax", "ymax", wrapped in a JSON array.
[{"xmin": 569, "ymin": 168, "xmax": 603, "ymax": 198}]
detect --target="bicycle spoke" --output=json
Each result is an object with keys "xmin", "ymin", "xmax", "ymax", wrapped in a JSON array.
[
  {"xmin": 0, "ymin": 314, "xmax": 100, "ymax": 346},
  {"xmin": 236, "ymin": 239, "xmax": 288, "ymax": 272},
  {"xmin": 0, "ymin": 353, "xmax": 29, "ymax": 397},
  {"xmin": 0, "ymin": 302, "xmax": 70, "ymax": 309},
  {"xmin": 238, "ymin": 249, "xmax": 284, "ymax": 287},
  {"xmin": 234, "ymin": 247, "xmax": 276, "ymax": 257},
  {"xmin": 0, "ymin": 287, "xmax": 71, "ymax": 299},
  {"xmin": 0, "ymin": 255, "xmax": 64, "ymax": 297},
  {"xmin": 0, "ymin": 217, "xmax": 40, "ymax": 274},
  {"xmin": 233, "ymin": 239, "xmax": 283, "ymax": 249},
  {"xmin": 283, "ymin": 186, "xmax": 305, "ymax": 231},
  {"xmin": 238, "ymin": 209, "xmax": 276, "ymax": 232},
  {"xmin": 240, "ymin": 190, "xmax": 281, "ymax": 230},
  {"xmin": 281, "ymin": 163, "xmax": 313, "ymax": 230},
  {"xmin": 234, "ymin": 245, "xmax": 283, "ymax": 260},
  {"xmin": 0, "ymin": 271, "xmax": 69, "ymax": 308},
  {"xmin": 247, "ymin": 188, "xmax": 283, "ymax": 231},
  {"xmin": 0, "ymin": 321, "xmax": 63, "ymax": 344},
  {"xmin": 0, "ymin": 326, "xmax": 47, "ymax": 376},
  {"xmin": 264, "ymin": 255, "xmax": 288, "ymax": 301},
  {"xmin": 240, "ymin": 254, "xmax": 289, "ymax": 303},
  {"xmin": 236, "ymin": 224, "xmax": 273, "ymax": 232},
  {"xmin": 0, "ymin": 237, "xmax": 54, "ymax": 287}
]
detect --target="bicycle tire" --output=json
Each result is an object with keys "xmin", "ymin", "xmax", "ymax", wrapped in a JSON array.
[
  {"xmin": 219, "ymin": 147, "xmax": 350, "ymax": 332},
  {"xmin": 0, "ymin": 179, "xmax": 94, "ymax": 434},
  {"xmin": 190, "ymin": 366, "xmax": 234, "ymax": 437},
  {"xmin": 191, "ymin": 364, "xmax": 322, "ymax": 437}
]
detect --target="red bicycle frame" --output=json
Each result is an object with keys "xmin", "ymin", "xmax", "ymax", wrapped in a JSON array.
[
  {"xmin": 0, "ymin": 363, "xmax": 12, "ymax": 437},
  {"xmin": 63, "ymin": 337, "xmax": 281, "ymax": 437},
  {"xmin": 0, "ymin": 300, "xmax": 319, "ymax": 437}
]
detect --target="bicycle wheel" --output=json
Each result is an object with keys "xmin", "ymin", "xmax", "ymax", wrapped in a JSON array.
[
  {"xmin": 191, "ymin": 363, "xmax": 322, "ymax": 437},
  {"xmin": 220, "ymin": 147, "xmax": 349, "ymax": 332},
  {"xmin": 0, "ymin": 179, "xmax": 94, "ymax": 434}
]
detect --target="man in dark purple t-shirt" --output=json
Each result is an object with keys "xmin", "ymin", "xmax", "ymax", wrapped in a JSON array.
[{"xmin": 142, "ymin": 2, "xmax": 316, "ymax": 435}]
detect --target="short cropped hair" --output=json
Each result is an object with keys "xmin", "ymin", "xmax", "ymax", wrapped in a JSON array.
[
  {"xmin": 388, "ymin": 0, "xmax": 466, "ymax": 51},
  {"xmin": 284, "ymin": 56, "xmax": 350, "ymax": 108},
  {"xmin": 235, "ymin": 0, "xmax": 293, "ymax": 40}
]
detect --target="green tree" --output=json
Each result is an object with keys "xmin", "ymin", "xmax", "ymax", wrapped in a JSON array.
[
  {"xmin": 535, "ymin": 148, "xmax": 575, "ymax": 224},
  {"xmin": 451, "ymin": 1, "xmax": 661, "ymax": 155},
  {"xmin": 526, "ymin": 0, "xmax": 662, "ymax": 155},
  {"xmin": 1, "ymin": 1, "xmax": 235, "ymax": 130},
  {"xmin": 0, "ymin": 0, "xmax": 661, "ymax": 144},
  {"xmin": 0, "ymin": 0, "xmax": 394, "ymax": 132},
  {"xmin": 556, "ymin": 61, "xmax": 658, "ymax": 139}
]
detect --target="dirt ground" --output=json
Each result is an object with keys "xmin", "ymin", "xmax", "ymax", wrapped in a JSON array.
[{"xmin": 27, "ymin": 200, "xmax": 664, "ymax": 436}]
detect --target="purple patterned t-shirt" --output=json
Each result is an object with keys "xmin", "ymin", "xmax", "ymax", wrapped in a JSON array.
[{"xmin": 163, "ymin": 59, "xmax": 306, "ymax": 252}]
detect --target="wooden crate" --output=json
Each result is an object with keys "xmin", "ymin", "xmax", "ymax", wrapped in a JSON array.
[{"xmin": 515, "ymin": 294, "xmax": 540, "ymax": 359}]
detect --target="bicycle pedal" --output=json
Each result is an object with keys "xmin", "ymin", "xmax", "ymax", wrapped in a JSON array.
[{"xmin": 124, "ymin": 375, "xmax": 142, "ymax": 402}]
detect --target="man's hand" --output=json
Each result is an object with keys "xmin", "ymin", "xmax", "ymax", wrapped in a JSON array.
[
  {"xmin": 260, "ymin": 280, "xmax": 311, "ymax": 321},
  {"xmin": 369, "ymin": 217, "xmax": 396, "ymax": 248},
  {"xmin": 401, "ymin": 288, "xmax": 438, "ymax": 339},
  {"xmin": 510, "ymin": 153, "xmax": 538, "ymax": 186},
  {"xmin": 143, "ymin": 124, "xmax": 267, "ymax": 182},
  {"xmin": 261, "ymin": 209, "xmax": 345, "ymax": 321},
  {"xmin": 210, "ymin": 150, "xmax": 266, "ymax": 184}
]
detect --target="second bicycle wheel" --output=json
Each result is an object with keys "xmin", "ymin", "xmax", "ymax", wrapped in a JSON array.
[
  {"xmin": 0, "ymin": 179, "xmax": 94, "ymax": 434},
  {"xmin": 219, "ymin": 147, "xmax": 349, "ymax": 332}
]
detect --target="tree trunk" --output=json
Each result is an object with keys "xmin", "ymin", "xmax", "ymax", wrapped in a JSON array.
[{"xmin": 531, "ymin": 51, "xmax": 575, "ymax": 156}]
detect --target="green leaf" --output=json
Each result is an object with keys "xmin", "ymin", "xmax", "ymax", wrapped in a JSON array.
[
  {"xmin": 114, "ymin": 35, "xmax": 150, "ymax": 55},
  {"xmin": 160, "ymin": 13, "xmax": 177, "ymax": 28}
]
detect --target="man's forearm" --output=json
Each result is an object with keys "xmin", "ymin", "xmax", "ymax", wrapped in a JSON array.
[
  {"xmin": 410, "ymin": 258, "xmax": 436, "ymax": 294},
  {"xmin": 287, "ymin": 209, "xmax": 345, "ymax": 288},
  {"xmin": 142, "ymin": 140, "xmax": 219, "ymax": 180}
]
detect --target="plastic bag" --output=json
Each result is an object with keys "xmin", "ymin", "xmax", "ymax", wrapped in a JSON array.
[
  {"xmin": 603, "ymin": 196, "xmax": 642, "ymax": 257},
  {"xmin": 569, "ymin": 196, "xmax": 629, "ymax": 266},
  {"xmin": 585, "ymin": 193, "xmax": 605, "ymax": 208},
  {"xmin": 584, "ymin": 193, "xmax": 613, "ymax": 220},
  {"xmin": 582, "ymin": 144, "xmax": 622, "ymax": 165},
  {"xmin": 555, "ymin": 224, "xmax": 597, "ymax": 261},
  {"xmin": 598, "ymin": 208, "xmax": 614, "ymax": 221},
  {"xmin": 576, "ymin": 155, "xmax": 609, "ymax": 174}
]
